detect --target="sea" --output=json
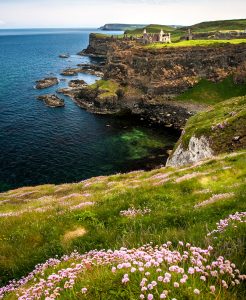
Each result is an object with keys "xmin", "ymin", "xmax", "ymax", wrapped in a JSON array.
[{"xmin": 0, "ymin": 28, "xmax": 179, "ymax": 192}]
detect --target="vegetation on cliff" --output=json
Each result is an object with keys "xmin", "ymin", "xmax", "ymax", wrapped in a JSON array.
[
  {"xmin": 176, "ymin": 77, "xmax": 246, "ymax": 105},
  {"xmin": 0, "ymin": 150, "xmax": 245, "ymax": 299},
  {"xmin": 125, "ymin": 24, "xmax": 176, "ymax": 35},
  {"xmin": 146, "ymin": 39, "xmax": 246, "ymax": 48},
  {"xmin": 171, "ymin": 96, "xmax": 246, "ymax": 155}
]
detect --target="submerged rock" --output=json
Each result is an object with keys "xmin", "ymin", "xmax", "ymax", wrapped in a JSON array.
[
  {"xmin": 35, "ymin": 77, "xmax": 59, "ymax": 89},
  {"xmin": 37, "ymin": 94, "xmax": 65, "ymax": 108},
  {"xmin": 59, "ymin": 53, "xmax": 70, "ymax": 58}
]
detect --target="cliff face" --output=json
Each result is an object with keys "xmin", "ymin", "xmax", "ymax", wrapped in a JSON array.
[
  {"xmin": 167, "ymin": 96, "xmax": 246, "ymax": 167},
  {"xmin": 104, "ymin": 41, "xmax": 246, "ymax": 97},
  {"xmin": 78, "ymin": 34, "xmax": 115, "ymax": 57},
  {"xmin": 77, "ymin": 37, "xmax": 246, "ymax": 129}
]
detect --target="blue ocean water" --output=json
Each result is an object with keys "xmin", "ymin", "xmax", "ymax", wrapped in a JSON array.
[{"xmin": 0, "ymin": 28, "xmax": 178, "ymax": 191}]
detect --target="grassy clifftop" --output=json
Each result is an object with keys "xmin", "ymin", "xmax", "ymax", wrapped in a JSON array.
[
  {"xmin": 124, "ymin": 19, "xmax": 246, "ymax": 42},
  {"xmin": 0, "ymin": 150, "xmax": 246, "ymax": 299}
]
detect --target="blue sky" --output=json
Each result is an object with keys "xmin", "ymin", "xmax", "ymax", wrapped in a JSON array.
[{"xmin": 0, "ymin": 0, "xmax": 245, "ymax": 28}]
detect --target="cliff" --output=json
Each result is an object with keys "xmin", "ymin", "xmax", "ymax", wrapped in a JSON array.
[
  {"xmin": 76, "ymin": 36, "xmax": 246, "ymax": 129},
  {"xmin": 104, "ymin": 41, "xmax": 246, "ymax": 96},
  {"xmin": 78, "ymin": 33, "xmax": 115, "ymax": 57},
  {"xmin": 167, "ymin": 96, "xmax": 246, "ymax": 166}
]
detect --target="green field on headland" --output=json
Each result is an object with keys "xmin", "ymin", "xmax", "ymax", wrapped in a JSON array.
[{"xmin": 147, "ymin": 39, "xmax": 246, "ymax": 48}]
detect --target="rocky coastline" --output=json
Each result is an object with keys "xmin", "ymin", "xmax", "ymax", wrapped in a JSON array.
[{"xmin": 35, "ymin": 33, "xmax": 246, "ymax": 166}]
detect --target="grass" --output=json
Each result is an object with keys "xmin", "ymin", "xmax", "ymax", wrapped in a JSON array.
[
  {"xmin": 176, "ymin": 77, "xmax": 246, "ymax": 105},
  {"xmin": 90, "ymin": 79, "xmax": 120, "ymax": 99},
  {"xmin": 146, "ymin": 39, "xmax": 246, "ymax": 48},
  {"xmin": 185, "ymin": 19, "xmax": 246, "ymax": 33},
  {"xmin": 0, "ymin": 150, "xmax": 246, "ymax": 299},
  {"xmin": 125, "ymin": 24, "xmax": 176, "ymax": 35},
  {"xmin": 174, "ymin": 96, "xmax": 246, "ymax": 154}
]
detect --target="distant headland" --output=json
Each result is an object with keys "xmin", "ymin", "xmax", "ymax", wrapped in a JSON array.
[{"xmin": 99, "ymin": 23, "xmax": 147, "ymax": 31}]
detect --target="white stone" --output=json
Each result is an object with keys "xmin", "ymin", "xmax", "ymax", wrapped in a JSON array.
[{"xmin": 166, "ymin": 136, "xmax": 213, "ymax": 167}]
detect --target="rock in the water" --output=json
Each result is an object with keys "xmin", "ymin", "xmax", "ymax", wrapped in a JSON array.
[
  {"xmin": 35, "ymin": 77, "xmax": 59, "ymax": 89},
  {"xmin": 68, "ymin": 79, "xmax": 87, "ymax": 88},
  {"xmin": 60, "ymin": 68, "xmax": 80, "ymax": 76},
  {"xmin": 37, "ymin": 94, "xmax": 65, "ymax": 108},
  {"xmin": 59, "ymin": 53, "xmax": 70, "ymax": 58}
]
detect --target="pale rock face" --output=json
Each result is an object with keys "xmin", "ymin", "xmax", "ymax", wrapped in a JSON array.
[{"xmin": 166, "ymin": 136, "xmax": 213, "ymax": 167}]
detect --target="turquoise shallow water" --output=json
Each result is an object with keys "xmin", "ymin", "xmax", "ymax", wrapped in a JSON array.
[{"xmin": 0, "ymin": 28, "xmax": 179, "ymax": 192}]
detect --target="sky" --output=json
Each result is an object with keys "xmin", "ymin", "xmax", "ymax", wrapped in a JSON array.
[{"xmin": 0, "ymin": 0, "xmax": 245, "ymax": 29}]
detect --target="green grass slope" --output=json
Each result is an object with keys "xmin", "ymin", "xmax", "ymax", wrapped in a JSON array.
[
  {"xmin": 176, "ymin": 77, "xmax": 246, "ymax": 105},
  {"xmin": 125, "ymin": 24, "xmax": 176, "ymax": 35},
  {"xmin": 174, "ymin": 96, "xmax": 246, "ymax": 155},
  {"xmin": 0, "ymin": 150, "xmax": 246, "ymax": 299},
  {"xmin": 187, "ymin": 19, "xmax": 246, "ymax": 33}
]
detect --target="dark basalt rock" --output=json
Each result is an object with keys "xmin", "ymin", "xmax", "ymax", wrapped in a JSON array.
[
  {"xmin": 35, "ymin": 77, "xmax": 59, "ymax": 89},
  {"xmin": 60, "ymin": 68, "xmax": 81, "ymax": 76},
  {"xmin": 37, "ymin": 94, "xmax": 65, "ymax": 107},
  {"xmin": 61, "ymin": 66, "xmax": 104, "ymax": 77},
  {"xmin": 68, "ymin": 80, "xmax": 87, "ymax": 88}
]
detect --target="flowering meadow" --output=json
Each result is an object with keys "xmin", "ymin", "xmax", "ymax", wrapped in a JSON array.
[
  {"xmin": 0, "ymin": 151, "xmax": 245, "ymax": 299},
  {"xmin": 1, "ymin": 236, "xmax": 245, "ymax": 299}
]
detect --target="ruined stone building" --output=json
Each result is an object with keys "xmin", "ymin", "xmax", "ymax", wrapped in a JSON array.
[{"xmin": 142, "ymin": 29, "xmax": 171, "ymax": 44}]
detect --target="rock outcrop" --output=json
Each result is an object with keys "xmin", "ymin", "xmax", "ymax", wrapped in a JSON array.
[
  {"xmin": 35, "ymin": 77, "xmax": 59, "ymax": 89},
  {"xmin": 167, "ymin": 96, "xmax": 246, "ymax": 166},
  {"xmin": 61, "ymin": 65, "xmax": 104, "ymax": 77},
  {"xmin": 78, "ymin": 34, "xmax": 115, "ymax": 57},
  {"xmin": 166, "ymin": 136, "xmax": 213, "ymax": 167},
  {"xmin": 37, "ymin": 94, "xmax": 65, "ymax": 108}
]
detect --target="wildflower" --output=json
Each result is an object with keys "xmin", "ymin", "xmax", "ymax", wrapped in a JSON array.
[
  {"xmin": 81, "ymin": 288, "xmax": 87, "ymax": 294},
  {"xmin": 210, "ymin": 286, "xmax": 215, "ymax": 293},
  {"xmin": 147, "ymin": 294, "xmax": 154, "ymax": 300},
  {"xmin": 151, "ymin": 281, "xmax": 157, "ymax": 287},
  {"xmin": 174, "ymin": 282, "xmax": 179, "ymax": 288},
  {"xmin": 160, "ymin": 293, "xmax": 166, "ymax": 298},
  {"xmin": 111, "ymin": 267, "xmax": 116, "ymax": 273},
  {"xmin": 140, "ymin": 294, "xmax": 145, "ymax": 299},
  {"xmin": 194, "ymin": 289, "xmax": 200, "ymax": 295},
  {"xmin": 200, "ymin": 276, "xmax": 206, "ymax": 281},
  {"xmin": 180, "ymin": 278, "xmax": 186, "ymax": 284}
]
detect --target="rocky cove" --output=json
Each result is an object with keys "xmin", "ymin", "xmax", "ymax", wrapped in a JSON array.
[
  {"xmin": 72, "ymin": 34, "xmax": 246, "ymax": 165},
  {"xmin": 36, "ymin": 33, "xmax": 246, "ymax": 167}
]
